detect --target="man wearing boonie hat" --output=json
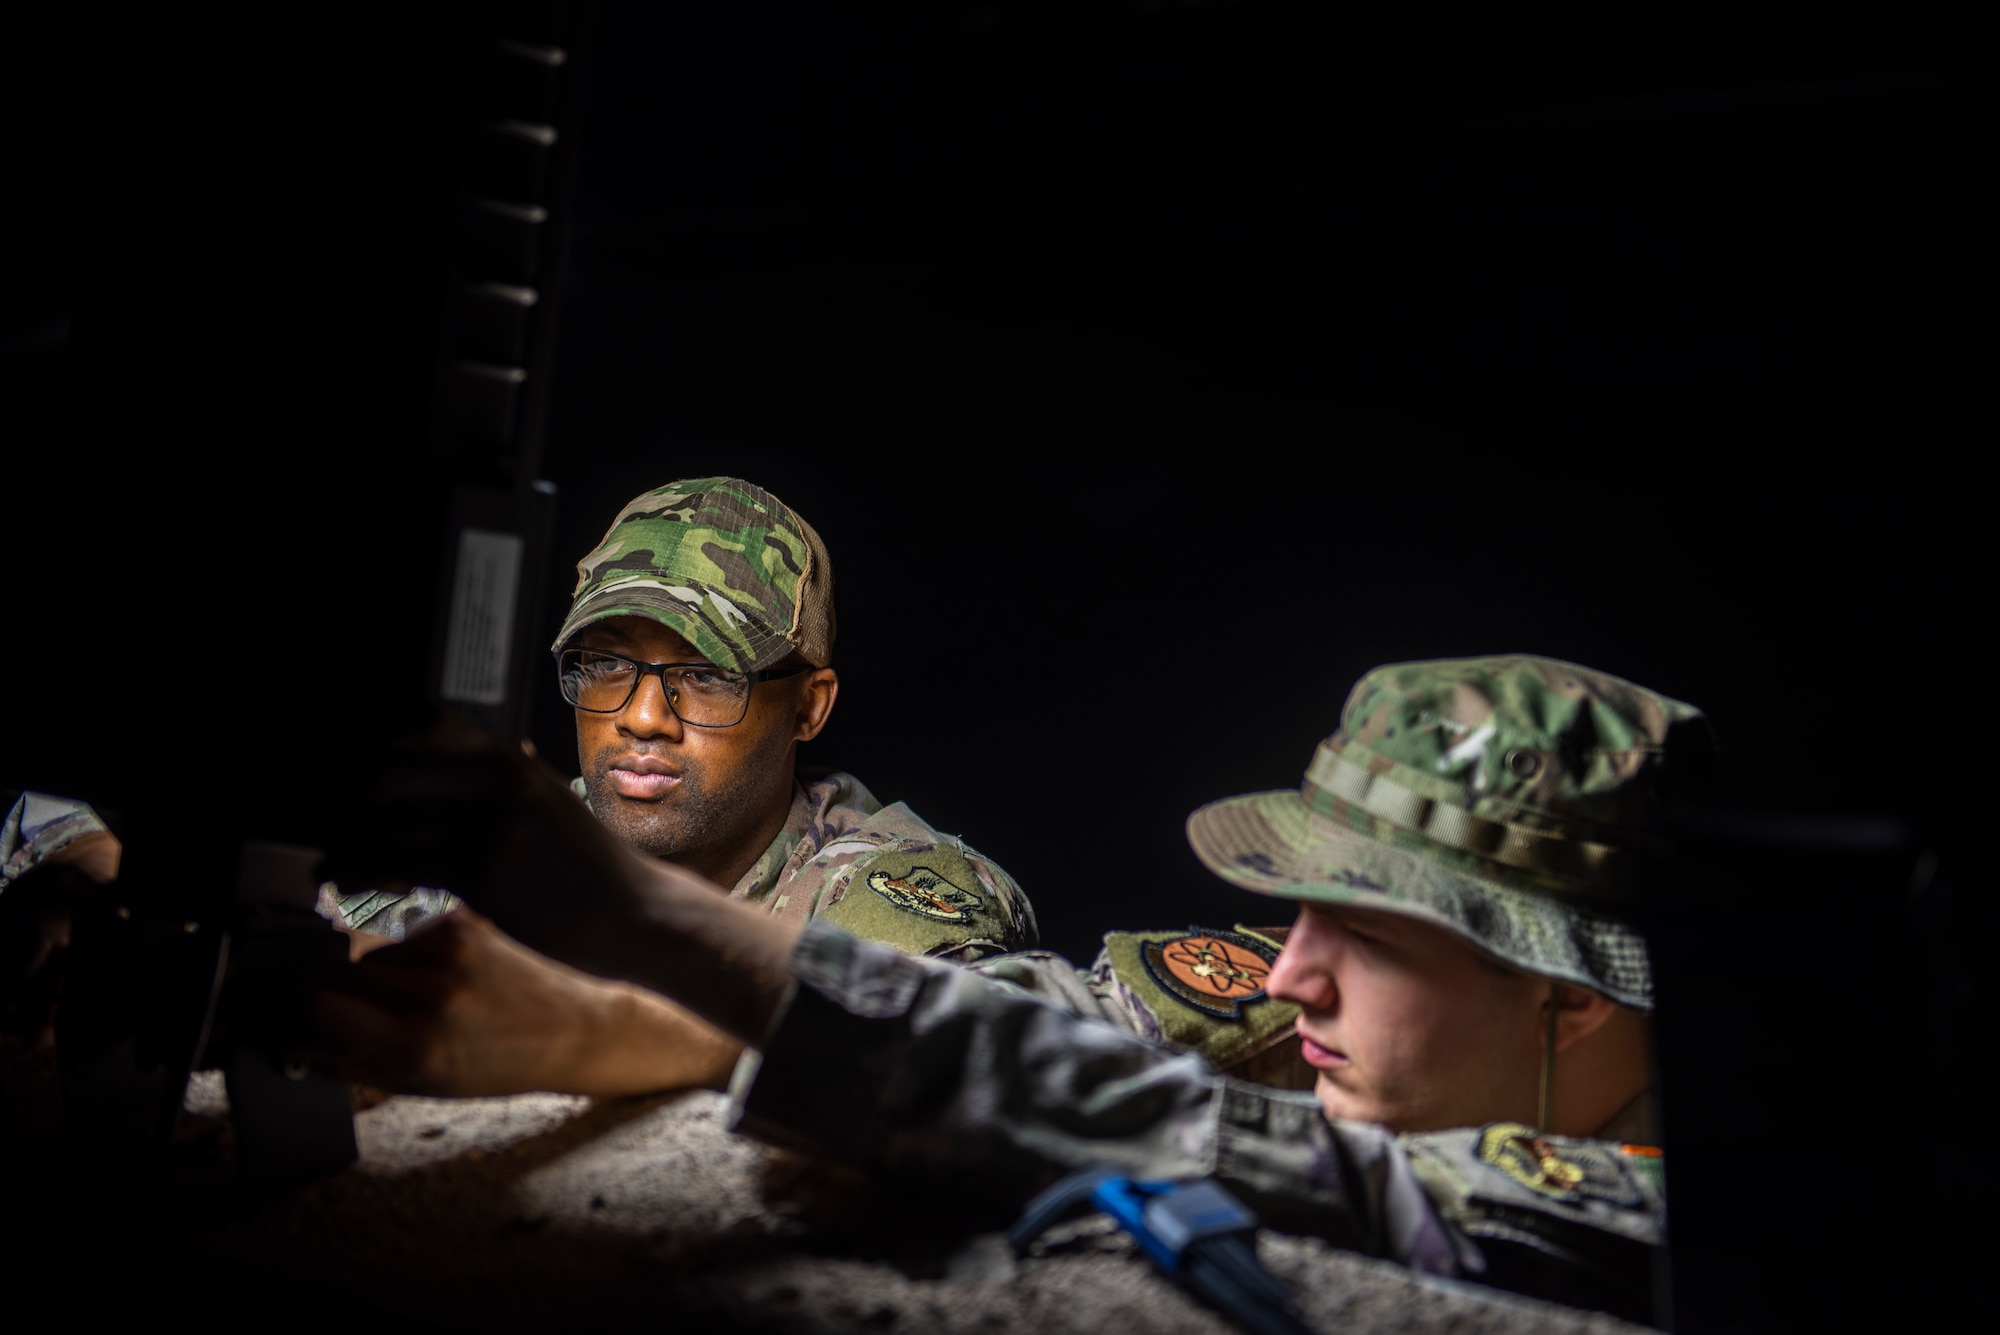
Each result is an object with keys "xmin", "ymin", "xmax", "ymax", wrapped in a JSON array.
[
  {"xmin": 719, "ymin": 654, "xmax": 1706, "ymax": 1318},
  {"xmin": 978, "ymin": 655, "xmax": 1701, "ymax": 1146},
  {"xmin": 321, "ymin": 476, "xmax": 1036, "ymax": 1096}
]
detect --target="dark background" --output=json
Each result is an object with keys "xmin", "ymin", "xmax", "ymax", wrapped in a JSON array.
[
  {"xmin": 4, "ymin": 4, "xmax": 1988, "ymax": 958},
  {"xmin": 3, "ymin": 4, "xmax": 1993, "ymax": 1330}
]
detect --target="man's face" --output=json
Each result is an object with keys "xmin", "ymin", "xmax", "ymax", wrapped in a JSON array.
[
  {"xmin": 571, "ymin": 616, "xmax": 805, "ymax": 876},
  {"xmin": 1264, "ymin": 902, "xmax": 1549, "ymax": 1133}
]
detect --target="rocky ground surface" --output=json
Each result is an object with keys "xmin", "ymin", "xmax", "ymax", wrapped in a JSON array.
[{"xmin": 130, "ymin": 1073, "xmax": 1655, "ymax": 1335}]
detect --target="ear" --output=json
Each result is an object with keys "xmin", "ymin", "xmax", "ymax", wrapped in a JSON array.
[
  {"xmin": 1550, "ymin": 982, "xmax": 1622, "ymax": 1053},
  {"xmin": 792, "ymin": 667, "xmax": 839, "ymax": 742}
]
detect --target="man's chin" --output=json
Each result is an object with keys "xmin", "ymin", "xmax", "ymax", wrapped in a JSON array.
[
  {"xmin": 585, "ymin": 791, "xmax": 690, "ymax": 860},
  {"xmin": 1313, "ymin": 1074, "xmax": 1385, "ymax": 1128}
]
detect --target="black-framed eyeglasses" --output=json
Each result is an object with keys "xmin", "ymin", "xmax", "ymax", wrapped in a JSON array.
[{"xmin": 557, "ymin": 648, "xmax": 809, "ymax": 728}]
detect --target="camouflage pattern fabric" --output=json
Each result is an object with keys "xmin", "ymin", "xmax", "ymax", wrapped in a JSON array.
[
  {"xmin": 723, "ymin": 769, "xmax": 1035, "ymax": 962},
  {"xmin": 973, "ymin": 927, "xmax": 1314, "ymax": 1087},
  {"xmin": 1, "ymin": 792, "xmax": 111, "ymax": 895},
  {"xmin": 318, "ymin": 884, "xmax": 463, "ymax": 941},
  {"xmin": 1187, "ymin": 656, "xmax": 1715, "ymax": 1010},
  {"xmin": 551, "ymin": 476, "xmax": 836, "ymax": 674},
  {"xmin": 328, "ymin": 769, "xmax": 1034, "ymax": 958},
  {"xmin": 734, "ymin": 922, "xmax": 1663, "ymax": 1317}
]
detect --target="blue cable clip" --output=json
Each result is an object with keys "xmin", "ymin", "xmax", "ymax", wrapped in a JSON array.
[
  {"xmin": 1009, "ymin": 1166, "xmax": 1313, "ymax": 1335},
  {"xmin": 1090, "ymin": 1175, "xmax": 1261, "ymax": 1274}
]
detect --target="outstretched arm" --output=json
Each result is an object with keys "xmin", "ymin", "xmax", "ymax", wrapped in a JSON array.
[
  {"xmin": 309, "ymin": 715, "xmax": 802, "ymax": 1093},
  {"xmin": 320, "ymin": 710, "xmax": 805, "ymax": 1035},
  {"xmin": 310, "ymin": 910, "xmax": 753, "ymax": 1097}
]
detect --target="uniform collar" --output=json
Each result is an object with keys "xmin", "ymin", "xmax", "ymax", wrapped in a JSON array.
[{"xmin": 730, "ymin": 770, "xmax": 883, "ymax": 901}]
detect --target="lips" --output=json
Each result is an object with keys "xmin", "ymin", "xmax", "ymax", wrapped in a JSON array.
[
  {"xmin": 607, "ymin": 754, "xmax": 681, "ymax": 800},
  {"xmin": 1296, "ymin": 1026, "xmax": 1349, "ymax": 1070}
]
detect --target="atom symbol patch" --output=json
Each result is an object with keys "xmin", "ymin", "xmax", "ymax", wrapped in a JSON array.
[{"xmin": 1140, "ymin": 928, "xmax": 1278, "ymax": 1021}]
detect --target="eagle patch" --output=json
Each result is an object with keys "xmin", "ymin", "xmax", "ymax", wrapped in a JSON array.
[
  {"xmin": 1474, "ymin": 1122, "xmax": 1643, "ymax": 1207},
  {"xmin": 1139, "ymin": 928, "xmax": 1278, "ymax": 1020},
  {"xmin": 865, "ymin": 865, "xmax": 983, "ymax": 922}
]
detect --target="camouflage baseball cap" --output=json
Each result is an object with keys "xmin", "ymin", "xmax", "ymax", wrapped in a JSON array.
[
  {"xmin": 552, "ymin": 477, "xmax": 836, "ymax": 674},
  {"xmin": 1185, "ymin": 657, "xmax": 1715, "ymax": 1011}
]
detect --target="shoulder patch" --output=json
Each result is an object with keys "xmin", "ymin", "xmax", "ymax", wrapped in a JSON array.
[
  {"xmin": 865, "ymin": 864, "xmax": 982, "ymax": 921},
  {"xmin": 1139, "ymin": 928, "xmax": 1277, "ymax": 1019},
  {"xmin": 815, "ymin": 845, "xmax": 1011, "ymax": 958},
  {"xmin": 1474, "ymin": 1122, "xmax": 1642, "ymax": 1207},
  {"xmin": 1101, "ymin": 927, "xmax": 1300, "ymax": 1074}
]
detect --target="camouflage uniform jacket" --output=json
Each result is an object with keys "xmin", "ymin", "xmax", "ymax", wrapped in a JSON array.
[
  {"xmin": 734, "ymin": 921, "xmax": 1668, "ymax": 1322},
  {"xmin": 329, "ymin": 770, "xmax": 1037, "ymax": 961},
  {"xmin": 712, "ymin": 769, "xmax": 1035, "ymax": 961}
]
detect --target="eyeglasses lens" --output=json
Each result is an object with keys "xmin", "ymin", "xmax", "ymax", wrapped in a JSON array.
[
  {"xmin": 668, "ymin": 666, "xmax": 751, "ymax": 725},
  {"xmin": 561, "ymin": 651, "xmax": 638, "ymax": 711},
  {"xmin": 559, "ymin": 651, "xmax": 753, "ymax": 725}
]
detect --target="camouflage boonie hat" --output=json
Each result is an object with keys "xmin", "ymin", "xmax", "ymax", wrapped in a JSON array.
[
  {"xmin": 552, "ymin": 477, "xmax": 835, "ymax": 674},
  {"xmin": 1186, "ymin": 657, "xmax": 1715, "ymax": 1011}
]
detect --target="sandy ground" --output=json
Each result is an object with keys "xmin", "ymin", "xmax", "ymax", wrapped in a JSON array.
[{"xmin": 144, "ymin": 1073, "xmax": 1654, "ymax": 1334}]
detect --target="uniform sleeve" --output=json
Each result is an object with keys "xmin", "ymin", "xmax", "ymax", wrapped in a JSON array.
[
  {"xmin": 1, "ymin": 792, "xmax": 111, "ymax": 895},
  {"xmin": 805, "ymin": 841, "xmax": 1034, "ymax": 961},
  {"xmin": 967, "ymin": 949, "xmax": 1131, "ymax": 1027},
  {"xmin": 1396, "ymin": 1124, "xmax": 1667, "ymax": 1322},
  {"xmin": 1089, "ymin": 929, "xmax": 1315, "ymax": 1086},
  {"xmin": 730, "ymin": 920, "xmax": 1466, "ymax": 1278},
  {"xmin": 316, "ymin": 884, "xmax": 463, "ymax": 939},
  {"xmin": 973, "ymin": 935, "xmax": 1315, "ymax": 1090}
]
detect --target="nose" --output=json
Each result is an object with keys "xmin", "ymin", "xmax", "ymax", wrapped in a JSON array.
[
  {"xmin": 617, "ymin": 669, "xmax": 686, "ymax": 740},
  {"xmin": 1263, "ymin": 908, "xmax": 1337, "ymax": 1012}
]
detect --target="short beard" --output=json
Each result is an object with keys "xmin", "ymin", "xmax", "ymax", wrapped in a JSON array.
[{"xmin": 580, "ymin": 719, "xmax": 798, "ymax": 870}]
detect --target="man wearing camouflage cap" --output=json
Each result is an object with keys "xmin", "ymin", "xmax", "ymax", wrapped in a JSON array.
[
  {"xmin": 315, "ymin": 654, "xmax": 1703, "ymax": 1317},
  {"xmin": 321, "ymin": 476, "xmax": 1036, "ymax": 1096}
]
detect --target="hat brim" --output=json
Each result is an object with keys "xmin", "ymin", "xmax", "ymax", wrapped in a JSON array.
[
  {"xmin": 1186, "ymin": 790, "xmax": 1653, "ymax": 1010},
  {"xmin": 551, "ymin": 586, "xmax": 797, "ymax": 675}
]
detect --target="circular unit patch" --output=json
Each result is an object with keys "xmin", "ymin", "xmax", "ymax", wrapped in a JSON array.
[{"xmin": 1139, "ymin": 927, "xmax": 1279, "ymax": 1020}]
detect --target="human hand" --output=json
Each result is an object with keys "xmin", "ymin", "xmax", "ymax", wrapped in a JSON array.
[
  {"xmin": 43, "ymin": 829, "xmax": 122, "ymax": 885},
  {"xmin": 307, "ymin": 909, "xmax": 738, "ymax": 1097},
  {"xmin": 320, "ymin": 709, "xmax": 804, "ymax": 1046},
  {"xmin": 321, "ymin": 710, "xmax": 687, "ymax": 980}
]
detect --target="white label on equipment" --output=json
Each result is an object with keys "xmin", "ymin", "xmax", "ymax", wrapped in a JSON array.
[{"xmin": 441, "ymin": 528, "xmax": 524, "ymax": 705}]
